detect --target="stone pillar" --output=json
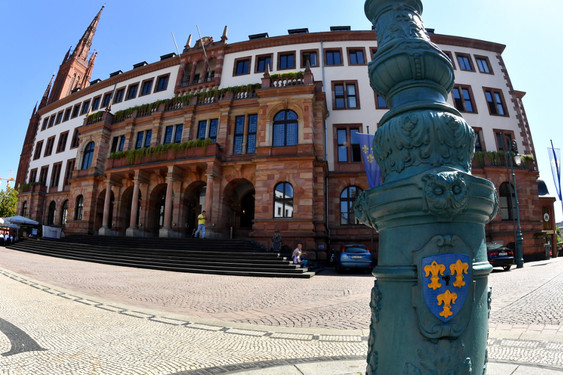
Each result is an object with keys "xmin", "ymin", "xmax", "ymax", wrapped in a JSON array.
[
  {"xmin": 354, "ymin": 1, "xmax": 498, "ymax": 373},
  {"xmin": 127, "ymin": 178, "xmax": 140, "ymax": 235},
  {"xmin": 159, "ymin": 175, "xmax": 175, "ymax": 238},
  {"xmin": 98, "ymin": 180, "xmax": 113, "ymax": 236}
]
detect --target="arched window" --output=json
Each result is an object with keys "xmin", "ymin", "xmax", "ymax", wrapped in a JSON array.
[
  {"xmin": 340, "ymin": 186, "xmax": 363, "ymax": 225},
  {"xmin": 272, "ymin": 110, "xmax": 298, "ymax": 147},
  {"xmin": 274, "ymin": 182, "xmax": 294, "ymax": 218},
  {"xmin": 499, "ymin": 182, "xmax": 515, "ymax": 220},
  {"xmin": 61, "ymin": 200, "xmax": 69, "ymax": 225},
  {"xmin": 81, "ymin": 142, "xmax": 95, "ymax": 170},
  {"xmin": 21, "ymin": 201, "xmax": 27, "ymax": 217},
  {"xmin": 75, "ymin": 195, "xmax": 84, "ymax": 220},
  {"xmin": 47, "ymin": 201, "xmax": 57, "ymax": 226}
]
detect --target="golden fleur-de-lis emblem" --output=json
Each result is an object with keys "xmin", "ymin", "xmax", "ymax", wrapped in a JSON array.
[
  {"xmin": 450, "ymin": 259, "xmax": 469, "ymax": 288},
  {"xmin": 367, "ymin": 154, "xmax": 375, "ymax": 163},
  {"xmin": 362, "ymin": 145, "xmax": 370, "ymax": 154},
  {"xmin": 437, "ymin": 290, "xmax": 458, "ymax": 318},
  {"xmin": 424, "ymin": 260, "xmax": 445, "ymax": 290}
]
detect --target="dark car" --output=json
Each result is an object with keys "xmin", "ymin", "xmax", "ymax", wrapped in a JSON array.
[
  {"xmin": 487, "ymin": 243, "xmax": 514, "ymax": 271},
  {"xmin": 335, "ymin": 244, "xmax": 374, "ymax": 273}
]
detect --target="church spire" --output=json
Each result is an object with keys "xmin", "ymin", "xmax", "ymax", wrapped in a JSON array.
[
  {"xmin": 39, "ymin": 75, "xmax": 54, "ymax": 109},
  {"xmin": 72, "ymin": 6, "xmax": 104, "ymax": 62}
]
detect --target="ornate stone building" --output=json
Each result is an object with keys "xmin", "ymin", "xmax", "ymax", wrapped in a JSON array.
[{"xmin": 16, "ymin": 9, "xmax": 556, "ymax": 258}]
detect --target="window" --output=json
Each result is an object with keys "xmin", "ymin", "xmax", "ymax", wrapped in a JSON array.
[
  {"xmin": 336, "ymin": 127, "xmax": 361, "ymax": 163},
  {"xmin": 474, "ymin": 128, "xmax": 484, "ymax": 152},
  {"xmin": 63, "ymin": 107, "xmax": 72, "ymax": 122},
  {"xmin": 110, "ymin": 135, "xmax": 126, "ymax": 153},
  {"xmin": 499, "ymin": 182, "xmax": 516, "ymax": 220},
  {"xmin": 234, "ymin": 57, "xmax": 251, "ymax": 76},
  {"xmin": 39, "ymin": 166, "xmax": 49, "ymax": 186},
  {"xmin": 102, "ymin": 92, "xmax": 112, "ymax": 107},
  {"xmin": 81, "ymin": 141, "xmax": 95, "ymax": 170},
  {"xmin": 233, "ymin": 114, "xmax": 257, "ymax": 154},
  {"xmin": 375, "ymin": 93, "xmax": 388, "ymax": 109},
  {"xmin": 163, "ymin": 125, "xmax": 183, "ymax": 144},
  {"xmin": 81, "ymin": 100, "xmax": 90, "ymax": 115},
  {"xmin": 21, "ymin": 201, "xmax": 28, "ymax": 217},
  {"xmin": 197, "ymin": 119, "xmax": 218, "ymax": 142},
  {"xmin": 278, "ymin": 52, "xmax": 295, "ymax": 70},
  {"xmin": 155, "ymin": 75, "xmax": 169, "ymax": 92},
  {"xmin": 44, "ymin": 136, "xmax": 55, "ymax": 157},
  {"xmin": 72, "ymin": 105, "xmax": 80, "ymax": 118},
  {"xmin": 140, "ymin": 80, "xmax": 153, "ymax": 96},
  {"xmin": 256, "ymin": 54, "xmax": 272, "ymax": 72},
  {"xmin": 341, "ymin": 186, "xmax": 363, "ymax": 225},
  {"xmin": 29, "ymin": 169, "xmax": 37, "ymax": 184},
  {"xmin": 475, "ymin": 56, "xmax": 492, "ymax": 74},
  {"xmin": 451, "ymin": 85, "xmax": 476, "ymax": 113},
  {"xmin": 273, "ymin": 110, "xmax": 298, "ymax": 147},
  {"xmin": 456, "ymin": 53, "xmax": 474, "ymax": 71},
  {"xmin": 92, "ymin": 96, "xmax": 101, "ymax": 111},
  {"xmin": 75, "ymin": 195, "xmax": 84, "ymax": 220},
  {"xmin": 274, "ymin": 182, "xmax": 294, "ymax": 218},
  {"xmin": 126, "ymin": 84, "xmax": 139, "ymax": 100},
  {"xmin": 50, "ymin": 163, "xmax": 62, "ymax": 188},
  {"xmin": 47, "ymin": 201, "xmax": 57, "ymax": 226},
  {"xmin": 48, "ymin": 115, "xmax": 56, "ymax": 128},
  {"xmin": 41, "ymin": 118, "xmax": 49, "ymax": 131},
  {"xmin": 325, "ymin": 49, "xmax": 342, "ymax": 66},
  {"xmin": 55, "ymin": 111, "xmax": 63, "ymax": 125},
  {"xmin": 495, "ymin": 131, "xmax": 513, "ymax": 152},
  {"xmin": 61, "ymin": 200, "xmax": 69, "ymax": 225},
  {"xmin": 57, "ymin": 131, "xmax": 69, "ymax": 153},
  {"xmin": 484, "ymin": 88, "xmax": 508, "ymax": 116},
  {"xmin": 135, "ymin": 130, "xmax": 152, "ymax": 149},
  {"xmin": 33, "ymin": 141, "xmax": 43, "ymax": 160},
  {"xmin": 113, "ymin": 88, "xmax": 125, "ymax": 103},
  {"xmin": 70, "ymin": 129, "xmax": 80, "ymax": 148},
  {"xmin": 348, "ymin": 48, "xmax": 366, "ymax": 65},
  {"xmin": 64, "ymin": 159, "xmax": 75, "ymax": 186},
  {"xmin": 301, "ymin": 50, "xmax": 318, "ymax": 67},
  {"xmin": 333, "ymin": 82, "xmax": 359, "ymax": 109}
]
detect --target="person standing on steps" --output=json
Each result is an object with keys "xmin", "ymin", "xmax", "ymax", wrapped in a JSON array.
[{"xmin": 194, "ymin": 210, "xmax": 206, "ymax": 239}]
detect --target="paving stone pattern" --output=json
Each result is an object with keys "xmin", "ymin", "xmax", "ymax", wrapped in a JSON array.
[{"xmin": 0, "ymin": 248, "xmax": 562, "ymax": 374}]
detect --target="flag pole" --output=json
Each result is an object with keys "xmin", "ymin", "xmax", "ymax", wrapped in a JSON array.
[{"xmin": 551, "ymin": 139, "xmax": 563, "ymax": 215}]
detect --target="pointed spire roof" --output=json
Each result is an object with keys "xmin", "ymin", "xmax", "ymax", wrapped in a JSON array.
[
  {"xmin": 39, "ymin": 75, "xmax": 54, "ymax": 109},
  {"xmin": 72, "ymin": 6, "xmax": 104, "ymax": 61}
]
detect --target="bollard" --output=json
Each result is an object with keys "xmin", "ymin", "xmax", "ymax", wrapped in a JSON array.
[{"xmin": 354, "ymin": 0, "xmax": 498, "ymax": 373}]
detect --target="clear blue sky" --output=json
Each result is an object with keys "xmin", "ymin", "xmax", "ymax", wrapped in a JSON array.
[{"xmin": 1, "ymin": 0, "xmax": 562, "ymax": 221}]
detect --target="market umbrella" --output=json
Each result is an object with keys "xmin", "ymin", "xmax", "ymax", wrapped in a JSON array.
[
  {"xmin": 3, "ymin": 215, "xmax": 38, "ymax": 225},
  {"xmin": 0, "ymin": 222, "xmax": 19, "ymax": 229},
  {"xmin": 0, "ymin": 218, "xmax": 3, "ymax": 225}
]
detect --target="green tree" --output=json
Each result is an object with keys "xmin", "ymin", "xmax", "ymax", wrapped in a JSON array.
[{"xmin": 0, "ymin": 185, "xmax": 18, "ymax": 218}]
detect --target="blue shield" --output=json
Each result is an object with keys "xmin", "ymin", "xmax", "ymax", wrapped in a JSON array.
[{"xmin": 421, "ymin": 253, "xmax": 471, "ymax": 322}]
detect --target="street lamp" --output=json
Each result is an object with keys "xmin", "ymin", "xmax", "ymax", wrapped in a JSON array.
[{"xmin": 509, "ymin": 139, "xmax": 524, "ymax": 268}]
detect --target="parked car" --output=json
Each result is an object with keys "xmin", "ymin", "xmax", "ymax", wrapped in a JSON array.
[
  {"xmin": 334, "ymin": 244, "xmax": 374, "ymax": 273},
  {"xmin": 487, "ymin": 243, "xmax": 514, "ymax": 271}
]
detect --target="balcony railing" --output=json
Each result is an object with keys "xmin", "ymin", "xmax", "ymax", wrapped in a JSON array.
[{"xmin": 472, "ymin": 151, "xmax": 535, "ymax": 170}]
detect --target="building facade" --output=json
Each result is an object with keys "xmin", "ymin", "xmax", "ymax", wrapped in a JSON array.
[{"xmin": 16, "ymin": 9, "xmax": 556, "ymax": 258}]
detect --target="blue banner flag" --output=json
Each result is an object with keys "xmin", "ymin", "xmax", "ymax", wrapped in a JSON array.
[
  {"xmin": 357, "ymin": 133, "xmax": 381, "ymax": 188},
  {"xmin": 548, "ymin": 144, "xmax": 562, "ymax": 201}
]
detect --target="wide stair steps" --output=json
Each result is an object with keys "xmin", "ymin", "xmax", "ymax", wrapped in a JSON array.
[{"xmin": 6, "ymin": 236, "xmax": 316, "ymax": 278}]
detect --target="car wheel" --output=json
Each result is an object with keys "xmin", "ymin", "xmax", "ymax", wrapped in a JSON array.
[{"xmin": 503, "ymin": 265, "xmax": 511, "ymax": 271}]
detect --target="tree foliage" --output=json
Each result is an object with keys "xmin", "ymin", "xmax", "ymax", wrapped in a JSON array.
[{"xmin": 0, "ymin": 185, "xmax": 18, "ymax": 218}]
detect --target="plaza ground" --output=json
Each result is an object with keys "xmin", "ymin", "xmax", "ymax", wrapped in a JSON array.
[{"xmin": 0, "ymin": 246, "xmax": 562, "ymax": 374}]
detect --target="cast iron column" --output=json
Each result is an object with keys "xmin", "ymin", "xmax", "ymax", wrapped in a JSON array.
[{"xmin": 355, "ymin": 1, "xmax": 499, "ymax": 373}]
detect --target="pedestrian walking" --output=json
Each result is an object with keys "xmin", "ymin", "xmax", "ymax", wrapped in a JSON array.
[{"xmin": 194, "ymin": 210, "xmax": 206, "ymax": 239}]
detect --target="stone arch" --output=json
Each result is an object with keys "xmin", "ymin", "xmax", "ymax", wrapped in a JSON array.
[
  {"xmin": 95, "ymin": 188, "xmax": 114, "ymax": 232},
  {"xmin": 222, "ymin": 178, "xmax": 255, "ymax": 238},
  {"xmin": 147, "ymin": 184, "xmax": 168, "ymax": 236},
  {"xmin": 182, "ymin": 181, "xmax": 206, "ymax": 237}
]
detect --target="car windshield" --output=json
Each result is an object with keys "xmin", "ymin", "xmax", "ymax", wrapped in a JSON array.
[{"xmin": 344, "ymin": 246, "xmax": 367, "ymax": 254}]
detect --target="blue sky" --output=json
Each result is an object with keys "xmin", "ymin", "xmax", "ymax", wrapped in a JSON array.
[{"xmin": 1, "ymin": 0, "xmax": 562, "ymax": 220}]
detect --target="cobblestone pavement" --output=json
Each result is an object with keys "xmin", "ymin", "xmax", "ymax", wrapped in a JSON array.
[{"xmin": 0, "ymin": 247, "xmax": 562, "ymax": 374}]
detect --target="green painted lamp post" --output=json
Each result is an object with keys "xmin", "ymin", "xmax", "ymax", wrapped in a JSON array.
[
  {"xmin": 355, "ymin": 0, "xmax": 499, "ymax": 373},
  {"xmin": 509, "ymin": 140, "xmax": 525, "ymax": 268}
]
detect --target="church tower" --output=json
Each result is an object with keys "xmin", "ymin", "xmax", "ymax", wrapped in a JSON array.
[{"xmin": 46, "ymin": 6, "xmax": 103, "ymax": 106}]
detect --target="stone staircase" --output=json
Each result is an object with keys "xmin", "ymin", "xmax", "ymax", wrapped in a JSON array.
[{"xmin": 6, "ymin": 235, "xmax": 316, "ymax": 278}]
